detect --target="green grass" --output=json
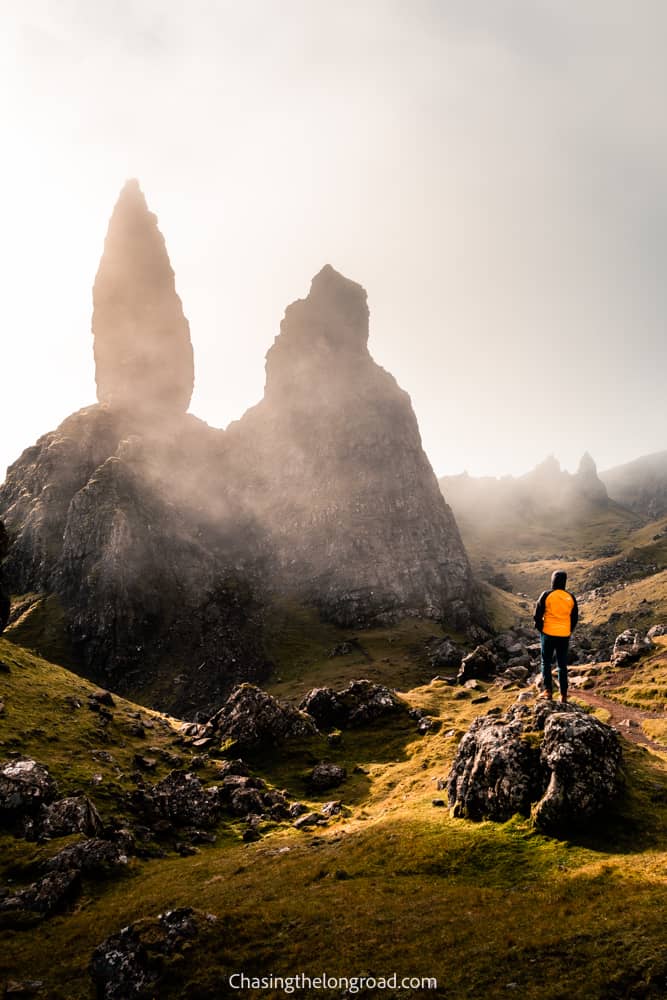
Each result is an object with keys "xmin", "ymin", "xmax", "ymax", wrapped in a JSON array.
[{"xmin": 2, "ymin": 631, "xmax": 667, "ymax": 999}]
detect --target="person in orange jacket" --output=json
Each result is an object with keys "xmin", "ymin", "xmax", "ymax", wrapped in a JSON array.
[{"xmin": 533, "ymin": 570, "xmax": 579, "ymax": 703}]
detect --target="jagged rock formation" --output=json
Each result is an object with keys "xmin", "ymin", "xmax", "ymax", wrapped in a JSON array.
[
  {"xmin": 601, "ymin": 451, "xmax": 667, "ymax": 518},
  {"xmin": 0, "ymin": 405, "xmax": 268, "ymax": 715},
  {"xmin": 92, "ymin": 179, "xmax": 194, "ymax": 415},
  {"xmin": 0, "ymin": 186, "xmax": 483, "ymax": 713},
  {"xmin": 447, "ymin": 699, "xmax": 622, "ymax": 834},
  {"xmin": 227, "ymin": 265, "xmax": 479, "ymax": 627}
]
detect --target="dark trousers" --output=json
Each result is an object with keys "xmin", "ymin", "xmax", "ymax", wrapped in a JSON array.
[{"xmin": 541, "ymin": 634, "xmax": 569, "ymax": 696}]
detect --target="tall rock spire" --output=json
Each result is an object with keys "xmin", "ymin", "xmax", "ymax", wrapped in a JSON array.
[{"xmin": 92, "ymin": 179, "xmax": 194, "ymax": 415}]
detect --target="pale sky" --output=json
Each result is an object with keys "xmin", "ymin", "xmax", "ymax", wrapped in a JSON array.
[{"xmin": 1, "ymin": 1, "xmax": 665, "ymax": 481}]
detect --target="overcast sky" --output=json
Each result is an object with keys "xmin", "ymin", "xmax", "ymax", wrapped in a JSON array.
[{"xmin": 1, "ymin": 0, "xmax": 665, "ymax": 480}]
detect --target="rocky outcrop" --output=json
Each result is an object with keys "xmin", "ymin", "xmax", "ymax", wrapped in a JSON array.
[
  {"xmin": 299, "ymin": 679, "xmax": 405, "ymax": 730},
  {"xmin": 447, "ymin": 700, "xmax": 622, "ymax": 834},
  {"xmin": 227, "ymin": 265, "xmax": 479, "ymax": 628},
  {"xmin": 0, "ymin": 408, "xmax": 269, "ymax": 714},
  {"xmin": 207, "ymin": 684, "xmax": 317, "ymax": 749},
  {"xmin": 574, "ymin": 452, "xmax": 609, "ymax": 504},
  {"xmin": 611, "ymin": 629, "xmax": 653, "ymax": 667},
  {"xmin": 0, "ymin": 758, "xmax": 58, "ymax": 835},
  {"xmin": 0, "ymin": 839, "xmax": 127, "ymax": 927},
  {"xmin": 92, "ymin": 179, "xmax": 194, "ymax": 416},
  {"xmin": 90, "ymin": 908, "xmax": 216, "ymax": 1000},
  {"xmin": 0, "ymin": 520, "xmax": 9, "ymax": 633},
  {"xmin": 1, "ymin": 187, "xmax": 483, "ymax": 712}
]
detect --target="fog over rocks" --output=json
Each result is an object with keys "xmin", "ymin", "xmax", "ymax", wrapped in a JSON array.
[
  {"xmin": 92, "ymin": 179, "xmax": 194, "ymax": 416},
  {"xmin": 0, "ymin": 181, "xmax": 482, "ymax": 713},
  {"xmin": 227, "ymin": 264, "xmax": 479, "ymax": 627}
]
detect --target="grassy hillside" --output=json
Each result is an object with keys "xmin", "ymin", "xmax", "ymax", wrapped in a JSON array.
[{"xmin": 2, "ymin": 632, "xmax": 667, "ymax": 999}]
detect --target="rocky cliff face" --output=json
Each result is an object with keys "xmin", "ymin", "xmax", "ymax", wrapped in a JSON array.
[
  {"xmin": 227, "ymin": 265, "xmax": 479, "ymax": 627},
  {"xmin": 0, "ymin": 406, "xmax": 269, "ymax": 716},
  {"xmin": 0, "ymin": 185, "xmax": 482, "ymax": 713}
]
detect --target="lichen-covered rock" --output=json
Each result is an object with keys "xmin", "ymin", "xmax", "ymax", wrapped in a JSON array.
[
  {"xmin": 447, "ymin": 700, "xmax": 622, "ymax": 834},
  {"xmin": 0, "ymin": 759, "xmax": 58, "ymax": 831},
  {"xmin": 647, "ymin": 623, "xmax": 667, "ymax": 639},
  {"xmin": 90, "ymin": 907, "xmax": 216, "ymax": 1000},
  {"xmin": 0, "ymin": 839, "xmax": 127, "ymax": 927},
  {"xmin": 92, "ymin": 180, "xmax": 194, "ymax": 416},
  {"xmin": 40, "ymin": 795, "xmax": 104, "ymax": 839},
  {"xmin": 457, "ymin": 644, "xmax": 501, "ymax": 684},
  {"xmin": 132, "ymin": 771, "xmax": 221, "ymax": 829},
  {"xmin": 208, "ymin": 684, "xmax": 317, "ymax": 749},
  {"xmin": 611, "ymin": 629, "xmax": 653, "ymax": 666},
  {"xmin": 531, "ymin": 711, "xmax": 623, "ymax": 833},
  {"xmin": 310, "ymin": 763, "xmax": 347, "ymax": 790},
  {"xmin": 300, "ymin": 679, "xmax": 404, "ymax": 730}
]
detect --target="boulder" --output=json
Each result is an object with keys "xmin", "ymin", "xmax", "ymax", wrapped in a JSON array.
[
  {"xmin": 309, "ymin": 763, "xmax": 347, "ymax": 791},
  {"xmin": 0, "ymin": 759, "xmax": 58, "ymax": 832},
  {"xmin": 447, "ymin": 700, "xmax": 622, "ymax": 834},
  {"xmin": 428, "ymin": 637, "xmax": 463, "ymax": 670},
  {"xmin": 40, "ymin": 795, "xmax": 105, "ymax": 839},
  {"xmin": 133, "ymin": 771, "xmax": 221, "ymax": 829},
  {"xmin": 90, "ymin": 908, "xmax": 216, "ymax": 1000},
  {"xmin": 300, "ymin": 679, "xmax": 404, "ymax": 729},
  {"xmin": 611, "ymin": 629, "xmax": 653, "ymax": 667},
  {"xmin": 647, "ymin": 623, "xmax": 667, "ymax": 639},
  {"xmin": 209, "ymin": 684, "xmax": 317, "ymax": 749},
  {"xmin": 457, "ymin": 644, "xmax": 501, "ymax": 684}
]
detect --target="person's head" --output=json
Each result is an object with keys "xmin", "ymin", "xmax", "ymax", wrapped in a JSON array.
[{"xmin": 551, "ymin": 570, "xmax": 567, "ymax": 590}]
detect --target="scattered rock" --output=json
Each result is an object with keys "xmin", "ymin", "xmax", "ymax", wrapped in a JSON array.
[
  {"xmin": 447, "ymin": 699, "xmax": 622, "ymax": 834},
  {"xmin": 428, "ymin": 637, "xmax": 463, "ymax": 669},
  {"xmin": 0, "ymin": 758, "xmax": 58, "ymax": 833},
  {"xmin": 40, "ymin": 795, "xmax": 105, "ymax": 839},
  {"xmin": 457, "ymin": 644, "xmax": 500, "ymax": 684},
  {"xmin": 300, "ymin": 679, "xmax": 406, "ymax": 731},
  {"xmin": 90, "ymin": 907, "xmax": 216, "ymax": 1000},
  {"xmin": 611, "ymin": 629, "xmax": 653, "ymax": 667},
  {"xmin": 208, "ymin": 684, "xmax": 317, "ymax": 749},
  {"xmin": 132, "ymin": 770, "xmax": 221, "ymax": 830},
  {"xmin": 309, "ymin": 763, "xmax": 347, "ymax": 791},
  {"xmin": 647, "ymin": 623, "xmax": 667, "ymax": 639}
]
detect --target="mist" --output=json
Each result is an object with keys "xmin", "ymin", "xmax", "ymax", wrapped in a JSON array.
[{"xmin": 1, "ymin": 1, "xmax": 666, "ymax": 481}]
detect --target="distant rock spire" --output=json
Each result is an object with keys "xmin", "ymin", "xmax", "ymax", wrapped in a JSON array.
[
  {"xmin": 92, "ymin": 179, "xmax": 194, "ymax": 415},
  {"xmin": 575, "ymin": 450, "xmax": 608, "ymax": 503}
]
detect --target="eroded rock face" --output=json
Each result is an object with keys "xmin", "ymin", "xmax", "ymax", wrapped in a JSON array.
[
  {"xmin": 227, "ymin": 265, "xmax": 480, "ymax": 628},
  {"xmin": 447, "ymin": 700, "xmax": 622, "ymax": 834},
  {"xmin": 92, "ymin": 180, "xmax": 194, "ymax": 416},
  {"xmin": 0, "ymin": 407, "xmax": 269, "ymax": 716},
  {"xmin": 0, "ymin": 195, "xmax": 483, "ymax": 713},
  {"xmin": 208, "ymin": 684, "xmax": 317, "ymax": 749}
]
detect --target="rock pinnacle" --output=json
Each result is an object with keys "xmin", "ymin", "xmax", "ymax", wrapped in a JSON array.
[{"xmin": 92, "ymin": 179, "xmax": 194, "ymax": 415}]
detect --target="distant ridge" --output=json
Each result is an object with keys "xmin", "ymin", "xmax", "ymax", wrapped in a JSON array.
[{"xmin": 601, "ymin": 451, "xmax": 667, "ymax": 518}]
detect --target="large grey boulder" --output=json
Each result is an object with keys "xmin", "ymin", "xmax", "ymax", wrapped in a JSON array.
[{"xmin": 447, "ymin": 700, "xmax": 622, "ymax": 834}]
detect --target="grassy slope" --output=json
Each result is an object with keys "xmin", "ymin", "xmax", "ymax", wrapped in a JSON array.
[{"xmin": 2, "ymin": 632, "xmax": 667, "ymax": 999}]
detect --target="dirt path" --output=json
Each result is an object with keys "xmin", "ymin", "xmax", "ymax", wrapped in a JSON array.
[{"xmin": 575, "ymin": 687, "xmax": 667, "ymax": 753}]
